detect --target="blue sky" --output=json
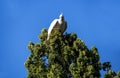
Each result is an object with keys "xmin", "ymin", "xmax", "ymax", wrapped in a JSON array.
[{"xmin": 1, "ymin": 0, "xmax": 120, "ymax": 78}]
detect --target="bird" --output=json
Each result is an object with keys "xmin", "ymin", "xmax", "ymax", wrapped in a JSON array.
[{"xmin": 47, "ymin": 13, "xmax": 67, "ymax": 40}]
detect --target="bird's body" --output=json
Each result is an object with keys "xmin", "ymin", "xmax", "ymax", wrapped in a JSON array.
[{"xmin": 47, "ymin": 14, "xmax": 67, "ymax": 40}]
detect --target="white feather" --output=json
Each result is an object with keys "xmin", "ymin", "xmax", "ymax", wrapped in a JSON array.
[{"xmin": 47, "ymin": 14, "xmax": 67, "ymax": 40}]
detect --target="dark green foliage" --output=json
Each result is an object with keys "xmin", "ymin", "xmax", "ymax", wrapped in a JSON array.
[{"xmin": 25, "ymin": 28, "xmax": 120, "ymax": 78}]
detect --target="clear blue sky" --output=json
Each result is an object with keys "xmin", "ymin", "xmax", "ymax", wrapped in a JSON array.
[{"xmin": 1, "ymin": 0, "xmax": 120, "ymax": 78}]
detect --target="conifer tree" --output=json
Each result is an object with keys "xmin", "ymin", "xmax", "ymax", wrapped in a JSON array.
[{"xmin": 25, "ymin": 28, "xmax": 120, "ymax": 78}]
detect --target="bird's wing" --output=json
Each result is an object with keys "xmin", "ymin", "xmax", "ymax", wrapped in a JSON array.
[
  {"xmin": 64, "ymin": 21, "xmax": 67, "ymax": 32},
  {"xmin": 48, "ymin": 19, "xmax": 58, "ymax": 34},
  {"xmin": 61, "ymin": 21, "xmax": 67, "ymax": 33}
]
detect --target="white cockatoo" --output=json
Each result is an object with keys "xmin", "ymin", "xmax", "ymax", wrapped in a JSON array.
[{"xmin": 47, "ymin": 13, "xmax": 67, "ymax": 40}]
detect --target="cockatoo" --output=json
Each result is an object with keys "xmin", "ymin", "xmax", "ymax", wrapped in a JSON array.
[{"xmin": 47, "ymin": 13, "xmax": 67, "ymax": 40}]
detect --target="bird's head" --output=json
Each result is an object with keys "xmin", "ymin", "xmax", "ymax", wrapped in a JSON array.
[{"xmin": 59, "ymin": 13, "xmax": 64, "ymax": 20}]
